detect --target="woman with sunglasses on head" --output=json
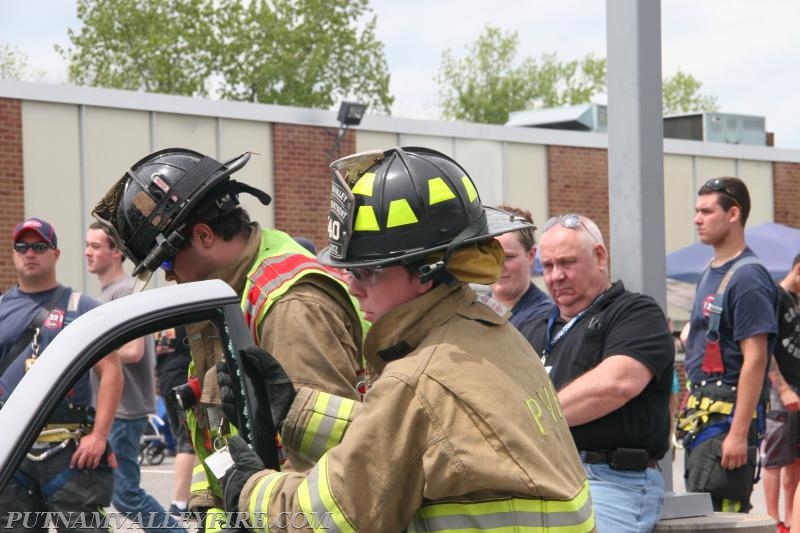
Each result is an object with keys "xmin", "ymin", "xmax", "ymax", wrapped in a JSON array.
[{"xmin": 489, "ymin": 205, "xmax": 554, "ymax": 329}]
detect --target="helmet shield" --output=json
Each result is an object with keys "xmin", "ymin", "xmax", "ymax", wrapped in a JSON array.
[{"xmin": 319, "ymin": 146, "xmax": 534, "ymax": 269}]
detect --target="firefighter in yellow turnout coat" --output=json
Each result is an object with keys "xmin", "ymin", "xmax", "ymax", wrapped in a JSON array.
[
  {"xmin": 93, "ymin": 148, "xmax": 366, "ymax": 527},
  {"xmin": 221, "ymin": 147, "xmax": 595, "ymax": 532}
]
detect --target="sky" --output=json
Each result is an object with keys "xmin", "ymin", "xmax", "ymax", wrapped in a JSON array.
[{"xmin": 2, "ymin": 0, "xmax": 800, "ymax": 149}]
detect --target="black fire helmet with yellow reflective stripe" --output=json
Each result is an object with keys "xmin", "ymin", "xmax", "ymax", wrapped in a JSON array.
[
  {"xmin": 92, "ymin": 147, "xmax": 271, "ymax": 288},
  {"xmin": 318, "ymin": 146, "xmax": 533, "ymax": 279}
]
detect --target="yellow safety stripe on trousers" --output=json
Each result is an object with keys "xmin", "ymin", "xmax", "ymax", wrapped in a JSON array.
[
  {"xmin": 191, "ymin": 463, "xmax": 210, "ymax": 494},
  {"xmin": 297, "ymin": 454, "xmax": 356, "ymax": 533},
  {"xmin": 248, "ymin": 471, "xmax": 288, "ymax": 533},
  {"xmin": 297, "ymin": 391, "xmax": 356, "ymax": 461},
  {"xmin": 720, "ymin": 499, "xmax": 743, "ymax": 513},
  {"xmin": 407, "ymin": 480, "xmax": 595, "ymax": 533}
]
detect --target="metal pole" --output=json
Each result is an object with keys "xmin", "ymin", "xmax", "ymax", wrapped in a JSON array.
[{"xmin": 606, "ymin": 0, "xmax": 712, "ymax": 517}]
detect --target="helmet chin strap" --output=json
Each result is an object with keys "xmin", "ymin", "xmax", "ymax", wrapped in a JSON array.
[{"xmin": 417, "ymin": 214, "xmax": 488, "ymax": 284}]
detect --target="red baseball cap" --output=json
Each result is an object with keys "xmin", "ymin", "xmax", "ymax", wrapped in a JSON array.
[{"xmin": 13, "ymin": 217, "xmax": 58, "ymax": 248}]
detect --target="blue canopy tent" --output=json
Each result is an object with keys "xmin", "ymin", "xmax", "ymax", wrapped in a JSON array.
[{"xmin": 666, "ymin": 222, "xmax": 800, "ymax": 283}]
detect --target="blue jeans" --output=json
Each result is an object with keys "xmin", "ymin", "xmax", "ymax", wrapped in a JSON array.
[
  {"xmin": 109, "ymin": 417, "xmax": 187, "ymax": 533},
  {"xmin": 584, "ymin": 463, "xmax": 664, "ymax": 533}
]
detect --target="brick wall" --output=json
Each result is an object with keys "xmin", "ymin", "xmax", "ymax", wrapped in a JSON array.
[
  {"xmin": 0, "ymin": 98, "xmax": 25, "ymax": 291},
  {"xmin": 773, "ymin": 161, "xmax": 800, "ymax": 227},
  {"xmin": 546, "ymin": 145, "xmax": 610, "ymax": 239},
  {"xmin": 272, "ymin": 123, "xmax": 355, "ymax": 251}
]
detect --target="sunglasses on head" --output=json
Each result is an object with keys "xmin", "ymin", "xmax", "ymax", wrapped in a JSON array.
[
  {"xmin": 13, "ymin": 241, "xmax": 52, "ymax": 254},
  {"xmin": 542, "ymin": 214, "xmax": 600, "ymax": 242},
  {"xmin": 702, "ymin": 178, "xmax": 743, "ymax": 209}
]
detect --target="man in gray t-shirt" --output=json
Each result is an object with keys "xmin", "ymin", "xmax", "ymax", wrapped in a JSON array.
[{"xmin": 86, "ymin": 222, "xmax": 185, "ymax": 533}]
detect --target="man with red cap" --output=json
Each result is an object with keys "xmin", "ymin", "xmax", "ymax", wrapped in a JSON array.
[{"xmin": 0, "ymin": 217, "xmax": 123, "ymax": 532}]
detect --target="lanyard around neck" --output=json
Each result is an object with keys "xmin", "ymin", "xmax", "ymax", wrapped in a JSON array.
[{"xmin": 543, "ymin": 290, "xmax": 607, "ymax": 362}]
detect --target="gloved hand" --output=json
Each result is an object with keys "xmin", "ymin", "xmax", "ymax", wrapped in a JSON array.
[
  {"xmin": 222, "ymin": 435, "xmax": 265, "ymax": 514},
  {"xmin": 216, "ymin": 345, "xmax": 297, "ymax": 431}
]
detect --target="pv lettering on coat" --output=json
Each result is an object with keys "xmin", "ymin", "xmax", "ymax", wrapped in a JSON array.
[{"xmin": 525, "ymin": 382, "xmax": 563, "ymax": 436}]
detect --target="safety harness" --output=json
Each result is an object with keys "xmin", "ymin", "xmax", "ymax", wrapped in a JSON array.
[
  {"xmin": 11, "ymin": 290, "xmax": 97, "ymax": 498},
  {"xmin": 677, "ymin": 256, "xmax": 768, "ymax": 451}
]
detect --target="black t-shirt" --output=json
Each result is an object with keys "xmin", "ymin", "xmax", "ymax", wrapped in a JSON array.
[
  {"xmin": 518, "ymin": 281, "xmax": 674, "ymax": 459},
  {"xmin": 155, "ymin": 325, "xmax": 192, "ymax": 395},
  {"xmin": 773, "ymin": 286, "xmax": 800, "ymax": 388}
]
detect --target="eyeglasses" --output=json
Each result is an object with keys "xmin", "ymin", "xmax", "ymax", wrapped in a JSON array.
[
  {"xmin": 542, "ymin": 214, "xmax": 601, "ymax": 243},
  {"xmin": 346, "ymin": 266, "xmax": 385, "ymax": 283},
  {"xmin": 13, "ymin": 241, "xmax": 52, "ymax": 254},
  {"xmin": 702, "ymin": 178, "xmax": 743, "ymax": 209}
]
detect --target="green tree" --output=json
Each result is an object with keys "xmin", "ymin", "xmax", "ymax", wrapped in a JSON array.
[
  {"xmin": 0, "ymin": 43, "xmax": 46, "ymax": 81},
  {"xmin": 662, "ymin": 69, "xmax": 719, "ymax": 115},
  {"xmin": 214, "ymin": 0, "xmax": 392, "ymax": 112},
  {"xmin": 437, "ymin": 25, "xmax": 717, "ymax": 124},
  {"xmin": 57, "ymin": 0, "xmax": 393, "ymax": 113},
  {"xmin": 57, "ymin": 0, "xmax": 217, "ymax": 96}
]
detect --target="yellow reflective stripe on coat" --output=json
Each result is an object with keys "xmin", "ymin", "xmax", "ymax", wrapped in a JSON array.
[
  {"xmin": 249, "ymin": 472, "xmax": 288, "ymax": 533},
  {"xmin": 297, "ymin": 454, "xmax": 356, "ymax": 533},
  {"xmin": 203, "ymin": 508, "xmax": 227, "ymax": 533},
  {"xmin": 298, "ymin": 392, "xmax": 357, "ymax": 460},
  {"xmin": 241, "ymin": 230, "xmax": 368, "ymax": 345},
  {"xmin": 407, "ymin": 480, "xmax": 595, "ymax": 533}
]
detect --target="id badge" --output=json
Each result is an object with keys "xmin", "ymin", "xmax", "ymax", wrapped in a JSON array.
[{"xmin": 206, "ymin": 445, "xmax": 235, "ymax": 480}]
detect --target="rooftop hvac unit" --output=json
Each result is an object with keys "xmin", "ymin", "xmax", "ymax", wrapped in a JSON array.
[
  {"xmin": 506, "ymin": 104, "xmax": 608, "ymax": 132},
  {"xmin": 663, "ymin": 112, "xmax": 766, "ymax": 146}
]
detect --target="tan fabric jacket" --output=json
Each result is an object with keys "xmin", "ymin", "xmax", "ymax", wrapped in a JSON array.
[
  {"xmin": 186, "ymin": 225, "xmax": 365, "ymax": 511},
  {"xmin": 240, "ymin": 283, "xmax": 591, "ymax": 532},
  {"xmin": 189, "ymin": 223, "xmax": 363, "ymax": 417}
]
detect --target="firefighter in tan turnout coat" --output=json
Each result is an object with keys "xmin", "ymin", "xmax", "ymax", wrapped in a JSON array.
[{"xmin": 220, "ymin": 147, "xmax": 595, "ymax": 532}]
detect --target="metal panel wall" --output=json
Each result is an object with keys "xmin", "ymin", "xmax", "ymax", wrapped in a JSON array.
[
  {"xmin": 738, "ymin": 160, "xmax": 773, "ymax": 227},
  {"xmin": 154, "ymin": 113, "xmax": 216, "ymax": 154},
  {"xmin": 663, "ymin": 154, "xmax": 696, "ymax": 252},
  {"xmin": 219, "ymin": 118, "xmax": 274, "ymax": 229},
  {"xmin": 356, "ymin": 131, "xmax": 398, "ymax": 153},
  {"xmin": 21, "ymin": 101, "xmax": 84, "ymax": 291},
  {"xmin": 504, "ymin": 143, "xmax": 548, "ymax": 227}
]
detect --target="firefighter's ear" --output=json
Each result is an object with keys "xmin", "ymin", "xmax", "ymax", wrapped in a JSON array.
[{"xmin": 192, "ymin": 224, "xmax": 214, "ymax": 248}]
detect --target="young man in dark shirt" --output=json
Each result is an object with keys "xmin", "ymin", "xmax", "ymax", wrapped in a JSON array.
[
  {"xmin": 519, "ymin": 213, "xmax": 673, "ymax": 533},
  {"xmin": 682, "ymin": 177, "xmax": 777, "ymax": 513}
]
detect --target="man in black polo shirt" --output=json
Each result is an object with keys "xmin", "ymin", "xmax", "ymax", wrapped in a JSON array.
[{"xmin": 519, "ymin": 214, "xmax": 674, "ymax": 533}]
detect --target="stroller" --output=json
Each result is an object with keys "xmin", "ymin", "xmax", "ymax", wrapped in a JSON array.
[{"xmin": 139, "ymin": 412, "xmax": 169, "ymax": 466}]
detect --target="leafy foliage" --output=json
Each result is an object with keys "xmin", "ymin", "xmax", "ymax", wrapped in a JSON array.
[
  {"xmin": 437, "ymin": 26, "xmax": 718, "ymax": 124},
  {"xmin": 662, "ymin": 69, "xmax": 719, "ymax": 115},
  {"xmin": 0, "ymin": 43, "xmax": 47, "ymax": 82},
  {"xmin": 57, "ymin": 0, "xmax": 393, "ymax": 113}
]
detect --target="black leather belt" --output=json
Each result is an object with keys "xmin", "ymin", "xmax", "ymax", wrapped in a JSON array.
[{"xmin": 580, "ymin": 450, "xmax": 658, "ymax": 471}]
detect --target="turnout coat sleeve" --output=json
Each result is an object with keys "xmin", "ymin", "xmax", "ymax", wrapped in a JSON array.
[
  {"xmin": 260, "ymin": 280, "xmax": 363, "ymax": 400},
  {"xmin": 240, "ymin": 372, "xmax": 430, "ymax": 532}
]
